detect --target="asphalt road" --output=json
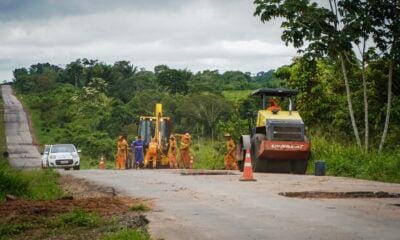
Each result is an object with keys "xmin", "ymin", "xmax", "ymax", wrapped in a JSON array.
[
  {"xmin": 1, "ymin": 85, "xmax": 41, "ymax": 168},
  {"xmin": 66, "ymin": 169, "xmax": 400, "ymax": 240}
]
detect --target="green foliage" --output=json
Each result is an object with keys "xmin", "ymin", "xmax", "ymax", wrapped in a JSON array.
[
  {"xmin": 129, "ymin": 204, "xmax": 150, "ymax": 212},
  {"xmin": 0, "ymin": 222, "xmax": 32, "ymax": 238},
  {"xmin": 222, "ymin": 90, "xmax": 252, "ymax": 104},
  {"xmin": 156, "ymin": 65, "xmax": 191, "ymax": 94},
  {"xmin": 192, "ymin": 140, "xmax": 225, "ymax": 170},
  {"xmin": 102, "ymin": 228, "xmax": 150, "ymax": 240},
  {"xmin": 57, "ymin": 208, "xmax": 101, "ymax": 228},
  {"xmin": 0, "ymin": 162, "xmax": 29, "ymax": 201},
  {"xmin": 9, "ymin": 55, "xmax": 400, "ymax": 183},
  {"xmin": 0, "ymin": 162, "xmax": 63, "ymax": 201},
  {"xmin": 24, "ymin": 169, "xmax": 64, "ymax": 200},
  {"xmin": 310, "ymin": 134, "xmax": 400, "ymax": 183}
]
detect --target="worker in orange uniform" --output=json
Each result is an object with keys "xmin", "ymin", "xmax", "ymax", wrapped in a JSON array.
[
  {"xmin": 116, "ymin": 135, "xmax": 128, "ymax": 170},
  {"xmin": 224, "ymin": 133, "xmax": 238, "ymax": 170},
  {"xmin": 179, "ymin": 133, "xmax": 192, "ymax": 169},
  {"xmin": 267, "ymin": 98, "xmax": 281, "ymax": 111},
  {"xmin": 144, "ymin": 138, "xmax": 158, "ymax": 169},
  {"xmin": 168, "ymin": 135, "xmax": 178, "ymax": 169}
]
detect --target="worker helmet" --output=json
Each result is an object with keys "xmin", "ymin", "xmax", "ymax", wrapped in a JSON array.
[{"xmin": 224, "ymin": 133, "xmax": 231, "ymax": 137}]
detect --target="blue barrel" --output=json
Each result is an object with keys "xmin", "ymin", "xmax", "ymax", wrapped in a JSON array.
[{"xmin": 315, "ymin": 161, "xmax": 326, "ymax": 176}]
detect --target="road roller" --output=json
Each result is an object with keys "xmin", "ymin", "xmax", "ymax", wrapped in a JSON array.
[{"xmin": 236, "ymin": 88, "xmax": 311, "ymax": 174}]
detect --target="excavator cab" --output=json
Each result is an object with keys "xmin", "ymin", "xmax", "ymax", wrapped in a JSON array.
[
  {"xmin": 138, "ymin": 104, "xmax": 171, "ymax": 167},
  {"xmin": 237, "ymin": 88, "xmax": 311, "ymax": 174}
]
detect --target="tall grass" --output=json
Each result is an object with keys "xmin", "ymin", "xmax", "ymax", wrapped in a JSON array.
[
  {"xmin": 192, "ymin": 140, "xmax": 225, "ymax": 169},
  {"xmin": 310, "ymin": 135, "xmax": 400, "ymax": 183},
  {"xmin": 0, "ymin": 162, "xmax": 64, "ymax": 201},
  {"xmin": 102, "ymin": 228, "xmax": 150, "ymax": 240}
]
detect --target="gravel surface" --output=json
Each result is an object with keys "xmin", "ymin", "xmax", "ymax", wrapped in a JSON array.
[
  {"xmin": 65, "ymin": 169, "xmax": 400, "ymax": 240},
  {"xmin": 2, "ymin": 85, "xmax": 41, "ymax": 168}
]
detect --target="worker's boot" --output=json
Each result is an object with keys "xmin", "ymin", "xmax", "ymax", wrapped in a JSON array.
[{"xmin": 152, "ymin": 160, "xmax": 157, "ymax": 169}]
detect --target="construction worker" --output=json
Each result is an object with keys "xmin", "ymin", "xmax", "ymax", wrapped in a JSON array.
[
  {"xmin": 116, "ymin": 135, "xmax": 128, "ymax": 170},
  {"xmin": 224, "ymin": 133, "xmax": 238, "ymax": 170},
  {"xmin": 131, "ymin": 135, "xmax": 144, "ymax": 169},
  {"xmin": 179, "ymin": 133, "xmax": 192, "ymax": 169},
  {"xmin": 168, "ymin": 135, "xmax": 178, "ymax": 169},
  {"xmin": 144, "ymin": 138, "xmax": 158, "ymax": 168},
  {"xmin": 267, "ymin": 98, "xmax": 281, "ymax": 111}
]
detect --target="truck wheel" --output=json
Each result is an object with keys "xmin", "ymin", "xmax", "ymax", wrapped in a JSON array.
[{"xmin": 73, "ymin": 166, "xmax": 80, "ymax": 170}]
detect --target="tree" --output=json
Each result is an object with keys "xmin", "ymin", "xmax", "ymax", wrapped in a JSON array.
[
  {"xmin": 65, "ymin": 59, "xmax": 85, "ymax": 88},
  {"xmin": 254, "ymin": 0, "xmax": 377, "ymax": 150},
  {"xmin": 156, "ymin": 67, "xmax": 191, "ymax": 95},
  {"xmin": 180, "ymin": 93, "xmax": 233, "ymax": 140},
  {"xmin": 369, "ymin": 0, "xmax": 400, "ymax": 152}
]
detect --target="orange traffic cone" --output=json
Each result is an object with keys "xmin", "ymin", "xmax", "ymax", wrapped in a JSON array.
[
  {"xmin": 240, "ymin": 149, "xmax": 256, "ymax": 181},
  {"xmin": 99, "ymin": 156, "xmax": 105, "ymax": 170}
]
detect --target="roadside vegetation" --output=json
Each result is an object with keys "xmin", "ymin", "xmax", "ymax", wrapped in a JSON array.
[
  {"xmin": 6, "ymin": 2, "xmax": 400, "ymax": 183},
  {"xmin": 1, "ymin": 89, "xmax": 151, "ymax": 240},
  {"xmin": 10, "ymin": 52, "xmax": 400, "ymax": 182},
  {"xmin": 0, "ymin": 90, "xmax": 63, "ymax": 202}
]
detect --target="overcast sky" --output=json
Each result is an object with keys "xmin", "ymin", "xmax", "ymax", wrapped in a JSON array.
[{"xmin": 0, "ymin": 0, "xmax": 298, "ymax": 81}]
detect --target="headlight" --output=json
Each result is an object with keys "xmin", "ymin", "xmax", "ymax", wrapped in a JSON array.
[
  {"xmin": 72, "ymin": 152, "xmax": 78, "ymax": 157},
  {"xmin": 49, "ymin": 155, "xmax": 56, "ymax": 159}
]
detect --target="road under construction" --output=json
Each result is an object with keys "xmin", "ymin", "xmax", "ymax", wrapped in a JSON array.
[{"xmin": 2, "ymin": 84, "xmax": 400, "ymax": 240}]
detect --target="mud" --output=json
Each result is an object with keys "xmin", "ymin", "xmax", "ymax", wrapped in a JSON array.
[{"xmin": 279, "ymin": 191, "xmax": 400, "ymax": 199}]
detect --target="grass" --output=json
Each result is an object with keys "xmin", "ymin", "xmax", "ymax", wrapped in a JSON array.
[
  {"xmin": 0, "ymin": 222, "xmax": 32, "ymax": 237},
  {"xmin": 102, "ymin": 228, "xmax": 150, "ymax": 240},
  {"xmin": 309, "ymin": 135, "xmax": 400, "ymax": 183},
  {"xmin": 0, "ymin": 207, "xmax": 150, "ymax": 240},
  {"xmin": 56, "ymin": 208, "xmax": 102, "ymax": 228},
  {"xmin": 192, "ymin": 140, "xmax": 225, "ymax": 170},
  {"xmin": 129, "ymin": 204, "xmax": 150, "ymax": 212},
  {"xmin": 0, "ymin": 162, "xmax": 64, "ymax": 201}
]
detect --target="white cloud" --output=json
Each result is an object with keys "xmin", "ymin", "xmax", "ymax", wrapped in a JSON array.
[{"xmin": 0, "ymin": 0, "xmax": 296, "ymax": 81}]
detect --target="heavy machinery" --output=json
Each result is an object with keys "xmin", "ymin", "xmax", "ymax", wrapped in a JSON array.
[
  {"xmin": 138, "ymin": 103, "xmax": 171, "ymax": 168},
  {"xmin": 236, "ymin": 88, "xmax": 311, "ymax": 174}
]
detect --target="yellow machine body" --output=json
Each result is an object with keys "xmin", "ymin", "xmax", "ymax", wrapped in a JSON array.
[{"xmin": 256, "ymin": 110, "xmax": 302, "ymax": 127}]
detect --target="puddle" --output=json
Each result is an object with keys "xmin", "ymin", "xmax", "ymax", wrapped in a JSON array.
[{"xmin": 279, "ymin": 191, "xmax": 400, "ymax": 199}]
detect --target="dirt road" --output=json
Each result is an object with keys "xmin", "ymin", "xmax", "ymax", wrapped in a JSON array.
[
  {"xmin": 65, "ymin": 169, "xmax": 400, "ymax": 240},
  {"xmin": 1, "ymin": 85, "xmax": 41, "ymax": 168}
]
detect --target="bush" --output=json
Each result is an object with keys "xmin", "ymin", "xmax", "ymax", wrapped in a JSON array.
[
  {"xmin": 0, "ymin": 162, "xmax": 63, "ymax": 201},
  {"xmin": 309, "ymin": 135, "xmax": 400, "ymax": 183},
  {"xmin": 0, "ymin": 162, "xmax": 29, "ymax": 201},
  {"xmin": 192, "ymin": 140, "xmax": 225, "ymax": 170}
]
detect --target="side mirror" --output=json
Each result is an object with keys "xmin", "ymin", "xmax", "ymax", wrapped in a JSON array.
[
  {"xmin": 40, "ymin": 152, "xmax": 43, "ymax": 155},
  {"xmin": 77, "ymin": 150, "xmax": 81, "ymax": 153}
]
